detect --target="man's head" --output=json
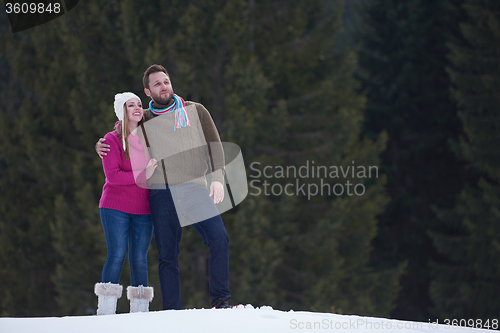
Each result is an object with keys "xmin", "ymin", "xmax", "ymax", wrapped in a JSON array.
[{"xmin": 143, "ymin": 64, "xmax": 174, "ymax": 105}]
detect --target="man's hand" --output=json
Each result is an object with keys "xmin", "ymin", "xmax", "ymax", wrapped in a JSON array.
[
  {"xmin": 209, "ymin": 181, "xmax": 224, "ymax": 204},
  {"xmin": 96, "ymin": 138, "xmax": 110, "ymax": 159},
  {"xmin": 145, "ymin": 158, "xmax": 158, "ymax": 179}
]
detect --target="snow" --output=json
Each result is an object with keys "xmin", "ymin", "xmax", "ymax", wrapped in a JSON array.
[{"xmin": 0, "ymin": 306, "xmax": 492, "ymax": 333}]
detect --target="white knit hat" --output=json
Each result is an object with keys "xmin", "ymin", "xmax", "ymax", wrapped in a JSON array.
[{"xmin": 114, "ymin": 92, "xmax": 142, "ymax": 151}]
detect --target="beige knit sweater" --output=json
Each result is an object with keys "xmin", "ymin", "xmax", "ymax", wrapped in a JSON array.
[{"xmin": 138, "ymin": 100, "xmax": 225, "ymax": 188}]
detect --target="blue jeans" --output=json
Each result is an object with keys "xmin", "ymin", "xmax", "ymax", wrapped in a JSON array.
[
  {"xmin": 149, "ymin": 184, "xmax": 230, "ymax": 310},
  {"xmin": 99, "ymin": 208, "xmax": 154, "ymax": 287}
]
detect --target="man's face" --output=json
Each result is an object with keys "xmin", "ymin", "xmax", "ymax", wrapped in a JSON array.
[{"xmin": 144, "ymin": 71, "xmax": 174, "ymax": 105}]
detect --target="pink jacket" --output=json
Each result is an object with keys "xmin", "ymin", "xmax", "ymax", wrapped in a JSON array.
[{"xmin": 99, "ymin": 130, "xmax": 150, "ymax": 214}]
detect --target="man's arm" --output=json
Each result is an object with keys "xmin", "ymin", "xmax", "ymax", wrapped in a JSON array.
[
  {"xmin": 209, "ymin": 181, "xmax": 224, "ymax": 204},
  {"xmin": 195, "ymin": 103, "xmax": 225, "ymax": 204},
  {"xmin": 96, "ymin": 138, "xmax": 111, "ymax": 159},
  {"xmin": 195, "ymin": 104, "xmax": 225, "ymax": 181}
]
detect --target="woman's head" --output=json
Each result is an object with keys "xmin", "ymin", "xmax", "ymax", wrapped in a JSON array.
[
  {"xmin": 114, "ymin": 92, "xmax": 143, "ymax": 159},
  {"xmin": 114, "ymin": 92, "xmax": 142, "ymax": 123},
  {"xmin": 124, "ymin": 98, "xmax": 143, "ymax": 125},
  {"xmin": 121, "ymin": 97, "xmax": 143, "ymax": 135}
]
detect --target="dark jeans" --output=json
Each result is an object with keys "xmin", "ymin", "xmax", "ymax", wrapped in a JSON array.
[
  {"xmin": 149, "ymin": 184, "xmax": 230, "ymax": 310},
  {"xmin": 99, "ymin": 208, "xmax": 154, "ymax": 287}
]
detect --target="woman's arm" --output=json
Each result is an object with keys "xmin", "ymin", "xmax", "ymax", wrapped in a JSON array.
[{"xmin": 101, "ymin": 133, "xmax": 137, "ymax": 185}]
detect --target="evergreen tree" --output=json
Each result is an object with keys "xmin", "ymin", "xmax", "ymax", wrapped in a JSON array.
[
  {"xmin": 222, "ymin": 0, "xmax": 401, "ymax": 315},
  {"xmin": 0, "ymin": 1, "xmax": 142, "ymax": 315},
  {"xmin": 430, "ymin": 0, "xmax": 500, "ymax": 319},
  {"xmin": 0, "ymin": 19, "xmax": 60, "ymax": 316},
  {"xmin": 355, "ymin": 0, "xmax": 466, "ymax": 320}
]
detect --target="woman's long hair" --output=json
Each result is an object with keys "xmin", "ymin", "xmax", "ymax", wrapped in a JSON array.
[{"xmin": 115, "ymin": 104, "xmax": 144, "ymax": 160}]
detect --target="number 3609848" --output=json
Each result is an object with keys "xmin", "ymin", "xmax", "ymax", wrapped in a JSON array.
[{"xmin": 5, "ymin": 2, "xmax": 61, "ymax": 14}]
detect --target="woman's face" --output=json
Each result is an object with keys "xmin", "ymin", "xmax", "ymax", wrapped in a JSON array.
[{"xmin": 125, "ymin": 98, "xmax": 143, "ymax": 123}]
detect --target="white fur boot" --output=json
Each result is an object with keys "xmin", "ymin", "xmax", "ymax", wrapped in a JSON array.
[
  {"xmin": 127, "ymin": 285, "xmax": 154, "ymax": 313},
  {"xmin": 94, "ymin": 282, "xmax": 123, "ymax": 315}
]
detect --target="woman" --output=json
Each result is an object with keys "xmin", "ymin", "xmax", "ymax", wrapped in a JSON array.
[{"xmin": 95, "ymin": 92, "xmax": 158, "ymax": 315}]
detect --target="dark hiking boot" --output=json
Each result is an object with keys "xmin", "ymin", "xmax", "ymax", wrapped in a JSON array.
[{"xmin": 212, "ymin": 297, "xmax": 231, "ymax": 309}]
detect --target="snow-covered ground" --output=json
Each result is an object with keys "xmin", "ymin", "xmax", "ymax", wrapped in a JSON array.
[{"xmin": 0, "ymin": 305, "xmax": 493, "ymax": 333}]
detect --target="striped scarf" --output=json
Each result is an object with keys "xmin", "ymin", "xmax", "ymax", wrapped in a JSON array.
[{"xmin": 149, "ymin": 94, "xmax": 191, "ymax": 131}]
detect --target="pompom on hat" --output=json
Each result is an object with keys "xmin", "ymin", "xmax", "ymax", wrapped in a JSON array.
[{"xmin": 114, "ymin": 92, "xmax": 142, "ymax": 151}]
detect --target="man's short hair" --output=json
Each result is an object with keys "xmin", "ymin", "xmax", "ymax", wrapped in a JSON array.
[{"xmin": 143, "ymin": 64, "xmax": 169, "ymax": 89}]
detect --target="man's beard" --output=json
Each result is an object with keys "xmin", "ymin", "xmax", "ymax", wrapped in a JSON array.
[{"xmin": 152, "ymin": 89, "xmax": 174, "ymax": 106}]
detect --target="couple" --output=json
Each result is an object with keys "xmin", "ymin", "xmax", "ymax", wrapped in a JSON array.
[{"xmin": 94, "ymin": 64, "xmax": 231, "ymax": 315}]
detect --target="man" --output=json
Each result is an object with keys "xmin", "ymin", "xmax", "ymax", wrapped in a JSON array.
[{"xmin": 96, "ymin": 64, "xmax": 231, "ymax": 310}]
